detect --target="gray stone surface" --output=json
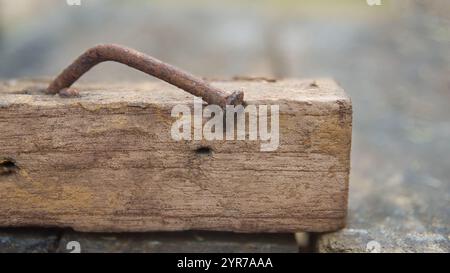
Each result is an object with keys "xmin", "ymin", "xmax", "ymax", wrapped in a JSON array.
[
  {"xmin": 310, "ymin": 2, "xmax": 450, "ymax": 253},
  {"xmin": 0, "ymin": 229, "xmax": 60, "ymax": 253}
]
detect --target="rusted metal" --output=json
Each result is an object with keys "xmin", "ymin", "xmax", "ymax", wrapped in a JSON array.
[{"xmin": 47, "ymin": 44, "xmax": 244, "ymax": 107}]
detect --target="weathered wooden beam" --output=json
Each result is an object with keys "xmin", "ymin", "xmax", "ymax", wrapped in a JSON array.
[{"xmin": 0, "ymin": 78, "xmax": 351, "ymax": 233}]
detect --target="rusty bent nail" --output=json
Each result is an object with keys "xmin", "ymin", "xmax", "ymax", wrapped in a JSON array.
[{"xmin": 47, "ymin": 44, "xmax": 244, "ymax": 108}]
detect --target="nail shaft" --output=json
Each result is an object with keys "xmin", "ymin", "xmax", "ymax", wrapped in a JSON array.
[{"xmin": 47, "ymin": 44, "xmax": 243, "ymax": 107}]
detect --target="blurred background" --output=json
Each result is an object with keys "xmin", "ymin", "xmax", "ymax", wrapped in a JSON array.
[{"xmin": 0, "ymin": 0, "xmax": 449, "ymax": 252}]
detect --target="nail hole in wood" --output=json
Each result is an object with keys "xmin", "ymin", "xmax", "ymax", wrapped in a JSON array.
[
  {"xmin": 195, "ymin": 147, "xmax": 212, "ymax": 156},
  {"xmin": 0, "ymin": 158, "xmax": 19, "ymax": 175}
]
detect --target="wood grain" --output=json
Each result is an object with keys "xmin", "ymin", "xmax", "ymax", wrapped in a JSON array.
[{"xmin": 0, "ymin": 78, "xmax": 352, "ymax": 232}]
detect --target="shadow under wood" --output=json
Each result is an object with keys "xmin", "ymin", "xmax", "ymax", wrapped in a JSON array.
[{"xmin": 0, "ymin": 227, "xmax": 300, "ymax": 253}]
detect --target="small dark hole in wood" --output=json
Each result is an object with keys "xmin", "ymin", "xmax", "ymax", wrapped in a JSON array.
[
  {"xmin": 195, "ymin": 147, "xmax": 212, "ymax": 156},
  {"xmin": 0, "ymin": 158, "xmax": 18, "ymax": 175}
]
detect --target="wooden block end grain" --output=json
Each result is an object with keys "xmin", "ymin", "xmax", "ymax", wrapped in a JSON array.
[{"xmin": 0, "ymin": 78, "xmax": 352, "ymax": 233}]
